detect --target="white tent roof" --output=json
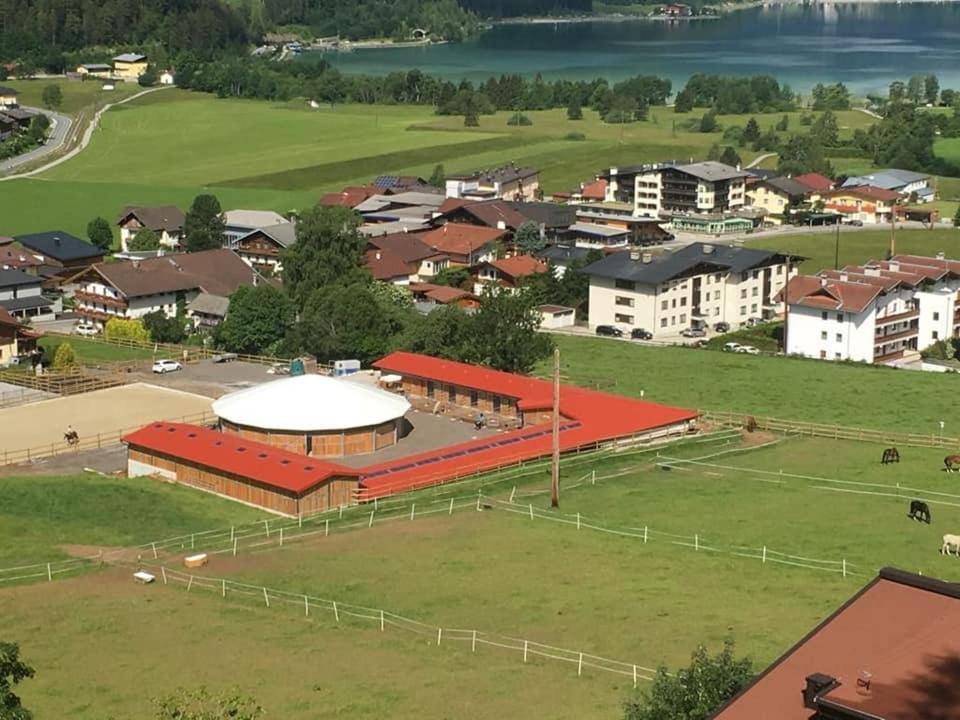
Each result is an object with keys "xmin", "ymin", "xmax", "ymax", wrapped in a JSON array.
[{"xmin": 212, "ymin": 374, "xmax": 410, "ymax": 432}]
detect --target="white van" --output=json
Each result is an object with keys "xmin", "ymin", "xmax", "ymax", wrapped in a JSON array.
[{"xmin": 74, "ymin": 322, "xmax": 98, "ymax": 336}]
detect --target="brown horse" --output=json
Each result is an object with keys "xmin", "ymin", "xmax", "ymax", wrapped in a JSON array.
[
  {"xmin": 944, "ymin": 455, "xmax": 960, "ymax": 472},
  {"xmin": 881, "ymin": 447, "xmax": 900, "ymax": 464}
]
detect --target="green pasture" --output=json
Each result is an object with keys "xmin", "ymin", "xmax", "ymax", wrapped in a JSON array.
[
  {"xmin": 546, "ymin": 334, "xmax": 960, "ymax": 433},
  {"xmin": 39, "ymin": 335, "xmax": 156, "ymax": 364},
  {"xmin": 3, "ymin": 78, "xmax": 141, "ymax": 115}
]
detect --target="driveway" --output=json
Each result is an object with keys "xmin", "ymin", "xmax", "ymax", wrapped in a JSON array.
[{"xmin": 0, "ymin": 106, "xmax": 72, "ymax": 174}]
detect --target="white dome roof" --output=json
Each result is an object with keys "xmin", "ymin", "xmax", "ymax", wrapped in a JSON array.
[{"xmin": 212, "ymin": 375, "xmax": 410, "ymax": 432}]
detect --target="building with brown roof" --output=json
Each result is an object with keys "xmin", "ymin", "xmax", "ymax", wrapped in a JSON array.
[
  {"xmin": 72, "ymin": 249, "xmax": 261, "ymax": 329},
  {"xmin": 420, "ymin": 224, "xmax": 504, "ymax": 266},
  {"xmin": 117, "ymin": 206, "xmax": 185, "ymax": 250},
  {"xmin": 712, "ymin": 567, "xmax": 960, "ymax": 720},
  {"xmin": 318, "ymin": 185, "xmax": 379, "ymax": 208},
  {"xmin": 435, "ymin": 199, "xmax": 529, "ymax": 233},
  {"xmin": 471, "ymin": 254, "xmax": 547, "ymax": 295},
  {"xmin": 409, "ymin": 282, "xmax": 480, "ymax": 311},
  {"xmin": 365, "ymin": 232, "xmax": 449, "ymax": 283},
  {"xmin": 815, "ymin": 186, "xmax": 902, "ymax": 225},
  {"xmin": 793, "ymin": 172, "xmax": 835, "ymax": 193},
  {"xmin": 445, "ymin": 164, "xmax": 540, "ymax": 202}
]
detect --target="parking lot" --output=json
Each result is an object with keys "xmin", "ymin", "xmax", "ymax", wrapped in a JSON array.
[{"xmin": 123, "ymin": 359, "xmax": 281, "ymax": 399}]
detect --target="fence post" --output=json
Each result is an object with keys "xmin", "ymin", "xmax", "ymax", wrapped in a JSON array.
[
  {"xmin": 523, "ymin": 640, "xmax": 528, "ymax": 663},
  {"xmin": 325, "ymin": 519, "xmax": 329, "ymax": 537},
  {"xmin": 264, "ymin": 519, "xmax": 270, "ymax": 538},
  {"xmin": 695, "ymin": 534, "xmax": 699, "ymax": 552},
  {"xmin": 368, "ymin": 510, "xmax": 375, "ymax": 528},
  {"xmin": 279, "ymin": 527, "xmax": 284, "ymax": 547},
  {"xmin": 222, "ymin": 579, "xmax": 226, "ymax": 597},
  {"xmin": 843, "ymin": 559, "xmax": 847, "ymax": 578},
  {"xmin": 161, "ymin": 567, "xmax": 167, "ymax": 584},
  {"xmin": 191, "ymin": 534, "xmax": 194, "ymax": 550},
  {"xmin": 332, "ymin": 600, "xmax": 339, "ymax": 623},
  {"xmin": 299, "ymin": 514, "xmax": 303, "ymax": 529},
  {"xmin": 762, "ymin": 546, "xmax": 767, "ymax": 564},
  {"xmin": 643, "ymin": 526, "xmax": 648, "ymax": 544},
  {"xmin": 529, "ymin": 503, "xmax": 534, "ymax": 520},
  {"xmin": 380, "ymin": 609, "xmax": 385, "ymax": 632},
  {"xmin": 449, "ymin": 498, "xmax": 454, "ymax": 515},
  {"xmin": 472, "ymin": 630, "xmax": 477, "ymax": 653},
  {"xmin": 374, "ymin": 497, "xmax": 378, "ymax": 511},
  {"xmin": 339, "ymin": 505, "xmax": 344, "ymax": 519},
  {"xmin": 304, "ymin": 595, "xmax": 309, "ymax": 617},
  {"xmin": 410, "ymin": 503, "xmax": 416, "ymax": 521},
  {"xmin": 577, "ymin": 512, "xmax": 581, "ymax": 530},
  {"xmin": 591, "ymin": 469, "xmax": 596, "ymax": 485},
  {"xmin": 578, "ymin": 652, "xmax": 583, "ymax": 677},
  {"xmin": 151, "ymin": 542, "xmax": 157, "ymax": 559},
  {"xmin": 437, "ymin": 627, "xmax": 442, "ymax": 646},
  {"xmin": 633, "ymin": 664, "xmax": 637, "ymax": 688},
  {"xmin": 509, "ymin": 486, "xmax": 516, "ymax": 503},
  {"xmin": 263, "ymin": 587, "xmax": 270, "ymax": 607},
  {"xmin": 187, "ymin": 575, "xmax": 193, "ymax": 592},
  {"xmin": 97, "ymin": 432, "xmax": 102, "ymax": 449},
  {"xmin": 233, "ymin": 538, "xmax": 238, "ymax": 556},
  {"xmin": 231, "ymin": 526, "xmax": 234, "ymax": 543},
  {"xmin": 46, "ymin": 562, "xmax": 52, "ymax": 581}
]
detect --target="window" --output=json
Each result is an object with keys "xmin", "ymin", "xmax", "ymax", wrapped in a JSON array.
[
  {"xmin": 821, "ymin": 311, "xmax": 828, "ymax": 321},
  {"xmin": 836, "ymin": 313, "xmax": 844, "ymax": 322},
  {"xmin": 679, "ymin": 313, "xmax": 686, "ymax": 324},
  {"xmin": 671, "ymin": 299, "xmax": 677, "ymax": 309},
  {"xmin": 752, "ymin": 287, "xmax": 759, "ymax": 297},
  {"xmin": 835, "ymin": 352, "xmax": 842, "ymax": 360},
  {"xmin": 448, "ymin": 386, "xmax": 456, "ymax": 402},
  {"xmin": 751, "ymin": 304, "xmax": 757, "ymax": 313},
  {"xmin": 714, "ymin": 291, "xmax": 720, "ymax": 301},
  {"xmin": 820, "ymin": 350, "xmax": 827, "ymax": 359},
  {"xmin": 493, "ymin": 396, "xmax": 501, "ymax": 414},
  {"xmin": 615, "ymin": 314, "xmax": 634, "ymax": 325},
  {"xmin": 661, "ymin": 300, "xmax": 668, "ymax": 311},
  {"xmin": 680, "ymin": 297, "xmax": 687, "ymax": 307},
  {"xmin": 661, "ymin": 317, "xmax": 668, "ymax": 328},
  {"xmin": 714, "ymin": 273, "xmax": 722, "ymax": 283},
  {"xmin": 752, "ymin": 270, "xmax": 759, "ymax": 280},
  {"xmin": 616, "ymin": 296, "xmax": 634, "ymax": 307},
  {"xmin": 836, "ymin": 333, "xmax": 842, "ymax": 342},
  {"xmin": 426, "ymin": 381, "xmax": 435, "ymax": 398},
  {"xmin": 615, "ymin": 279, "xmax": 635, "ymax": 291},
  {"xmin": 470, "ymin": 391, "xmax": 478, "ymax": 408},
  {"xmin": 714, "ymin": 307, "xmax": 720, "ymax": 316},
  {"xmin": 777, "ymin": 266, "xmax": 783, "ymax": 275},
  {"xmin": 821, "ymin": 331, "xmax": 828, "ymax": 340},
  {"xmin": 740, "ymin": 288, "xmax": 747, "ymax": 299},
  {"xmin": 933, "ymin": 331, "xmax": 940, "ymax": 340},
  {"xmin": 671, "ymin": 316, "xmax": 676, "ymax": 326},
  {"xmin": 934, "ymin": 312, "xmax": 940, "ymax": 321},
  {"xmin": 740, "ymin": 306, "xmax": 747, "ymax": 316}
]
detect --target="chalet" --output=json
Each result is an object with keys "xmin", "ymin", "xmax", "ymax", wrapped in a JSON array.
[
  {"xmin": 561, "ymin": 222, "xmax": 630, "ymax": 249},
  {"xmin": 0, "ymin": 108, "xmax": 34, "ymax": 131},
  {"xmin": 117, "ymin": 206, "xmax": 185, "ymax": 250},
  {"xmin": 0, "ymin": 113, "xmax": 16, "ymax": 140},
  {"xmin": 419, "ymin": 224, "xmax": 504, "ymax": 266},
  {"xmin": 842, "ymin": 168, "xmax": 933, "ymax": 202},
  {"xmin": 13, "ymin": 231, "xmax": 105, "ymax": 284},
  {"xmin": 354, "ymin": 191, "xmax": 444, "ymax": 229},
  {"xmin": 746, "ymin": 176, "xmax": 812, "ymax": 225},
  {"xmin": 77, "ymin": 63, "xmax": 112, "ymax": 79},
  {"xmin": 0, "ymin": 267, "xmax": 56, "ymax": 321},
  {"xmin": 365, "ymin": 232, "xmax": 449, "ymax": 283},
  {"xmin": 409, "ymin": 282, "xmax": 480, "ymax": 312},
  {"xmin": 365, "ymin": 248, "xmax": 416, "ymax": 285},
  {"xmin": 815, "ymin": 186, "xmax": 902, "ymax": 225},
  {"xmin": 0, "ymin": 86, "xmax": 17, "ymax": 109},
  {"xmin": 793, "ymin": 172, "xmax": 835, "ymax": 194},
  {"xmin": 112, "ymin": 53, "xmax": 148, "ymax": 81},
  {"xmin": 554, "ymin": 178, "xmax": 608, "ymax": 204},
  {"xmin": 372, "ymin": 175, "xmax": 433, "ymax": 194},
  {"xmin": 472, "ymin": 255, "xmax": 547, "ymax": 295},
  {"xmin": 222, "ymin": 209, "xmax": 290, "ymax": 245},
  {"xmin": 232, "ymin": 223, "xmax": 296, "ymax": 275},
  {"xmin": 434, "ymin": 198, "xmax": 529, "ymax": 233},
  {"xmin": 445, "ymin": 165, "xmax": 540, "ymax": 202},
  {"xmin": 508, "ymin": 202, "xmax": 578, "ymax": 240},
  {"xmin": 0, "ymin": 307, "xmax": 38, "ymax": 364},
  {"xmin": 72, "ymin": 249, "xmax": 260, "ymax": 328},
  {"xmin": 574, "ymin": 202, "xmax": 674, "ymax": 245},
  {"xmin": 0, "ymin": 238, "xmax": 42, "ymax": 274},
  {"xmin": 186, "ymin": 293, "xmax": 230, "ymax": 329}
]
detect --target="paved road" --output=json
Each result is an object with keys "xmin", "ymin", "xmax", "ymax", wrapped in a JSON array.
[
  {"xmin": 0, "ymin": 86, "xmax": 170, "ymax": 181},
  {"xmin": 0, "ymin": 106, "xmax": 72, "ymax": 174},
  {"xmin": 746, "ymin": 152, "xmax": 776, "ymax": 169}
]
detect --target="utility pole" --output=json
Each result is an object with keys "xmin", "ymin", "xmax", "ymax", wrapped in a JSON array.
[
  {"xmin": 889, "ymin": 203, "xmax": 897, "ymax": 258},
  {"xmin": 834, "ymin": 221, "xmax": 840, "ymax": 270},
  {"xmin": 551, "ymin": 346, "xmax": 560, "ymax": 508},
  {"xmin": 782, "ymin": 256, "xmax": 791, "ymax": 355}
]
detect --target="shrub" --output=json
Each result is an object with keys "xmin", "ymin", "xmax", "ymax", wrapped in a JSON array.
[
  {"xmin": 563, "ymin": 131, "xmax": 586, "ymax": 141},
  {"xmin": 104, "ymin": 318, "xmax": 150, "ymax": 344},
  {"xmin": 507, "ymin": 112, "xmax": 533, "ymax": 126},
  {"xmin": 52, "ymin": 342, "xmax": 77, "ymax": 370}
]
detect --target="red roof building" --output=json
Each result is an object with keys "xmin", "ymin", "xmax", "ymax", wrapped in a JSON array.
[
  {"xmin": 793, "ymin": 173, "xmax": 835, "ymax": 193},
  {"xmin": 712, "ymin": 568, "xmax": 960, "ymax": 720},
  {"xmin": 420, "ymin": 224, "xmax": 506, "ymax": 265},
  {"xmin": 319, "ymin": 185, "xmax": 379, "ymax": 208},
  {"xmin": 472, "ymin": 254, "xmax": 547, "ymax": 292}
]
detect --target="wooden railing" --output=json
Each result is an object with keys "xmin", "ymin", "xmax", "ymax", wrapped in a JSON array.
[{"xmin": 0, "ymin": 368, "xmax": 126, "ymax": 396}]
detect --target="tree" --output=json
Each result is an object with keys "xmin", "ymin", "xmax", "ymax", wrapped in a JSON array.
[
  {"xmin": 41, "ymin": 84, "xmax": 62, "ymax": 110},
  {"xmin": 775, "ymin": 114, "xmax": 789, "ymax": 131},
  {"xmin": 954, "ymin": 204, "xmax": 960, "ymax": 228},
  {"xmin": 699, "ymin": 109, "xmax": 718, "ymax": 133},
  {"xmin": 777, "ymin": 133, "xmax": 834, "ymax": 177},
  {"xmin": 889, "ymin": 80, "xmax": 906, "ymax": 103},
  {"xmin": 623, "ymin": 639, "xmax": 753, "ymax": 720},
  {"xmin": 215, "ymin": 285, "xmax": 293, "ymax": 355},
  {"xmin": 183, "ymin": 195, "xmax": 225, "ymax": 253},
  {"xmin": 280, "ymin": 205, "xmax": 368, "ymax": 310},
  {"xmin": 706, "ymin": 143, "xmax": 721, "ymax": 161},
  {"xmin": 52, "ymin": 342, "xmax": 77, "ymax": 370},
  {"xmin": 810, "ymin": 109, "xmax": 839, "ymax": 146},
  {"xmin": 906, "ymin": 74, "xmax": 925, "ymax": 104},
  {"xmin": 925, "ymin": 74, "xmax": 940, "ymax": 105},
  {"xmin": 0, "ymin": 641, "xmax": 34, "ymax": 720},
  {"xmin": 742, "ymin": 117, "xmax": 760, "ymax": 143},
  {"xmin": 428, "ymin": 164, "xmax": 445, "ymax": 188},
  {"xmin": 142, "ymin": 311, "xmax": 187, "ymax": 344},
  {"xmin": 462, "ymin": 288, "xmax": 553, "ymax": 373},
  {"xmin": 129, "ymin": 228, "xmax": 161, "ymax": 251},
  {"xmin": 86, "ymin": 217, "xmax": 113, "ymax": 251},
  {"xmin": 514, "ymin": 221, "xmax": 545, "ymax": 255},
  {"xmin": 673, "ymin": 88, "xmax": 694, "ymax": 113},
  {"xmin": 719, "ymin": 146, "xmax": 741, "ymax": 168},
  {"xmin": 138, "ymin": 67, "xmax": 158, "ymax": 87},
  {"xmin": 811, "ymin": 82, "xmax": 850, "ymax": 110},
  {"xmin": 433, "ymin": 266, "xmax": 471, "ymax": 290},
  {"xmin": 566, "ymin": 99, "xmax": 583, "ymax": 120},
  {"xmin": 104, "ymin": 318, "xmax": 150, "ymax": 343},
  {"xmin": 464, "ymin": 110, "xmax": 479, "ymax": 127},
  {"xmin": 406, "ymin": 304, "xmax": 472, "ymax": 360},
  {"xmin": 155, "ymin": 687, "xmax": 262, "ymax": 720}
]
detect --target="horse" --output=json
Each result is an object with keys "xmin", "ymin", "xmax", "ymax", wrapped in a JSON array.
[
  {"xmin": 944, "ymin": 455, "xmax": 960, "ymax": 473},
  {"xmin": 64, "ymin": 430, "xmax": 79, "ymax": 447},
  {"xmin": 881, "ymin": 447, "xmax": 900, "ymax": 465},
  {"xmin": 941, "ymin": 534, "xmax": 960, "ymax": 556},
  {"xmin": 907, "ymin": 500, "xmax": 931, "ymax": 524}
]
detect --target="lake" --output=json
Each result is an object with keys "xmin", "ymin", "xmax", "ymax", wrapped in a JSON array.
[{"xmin": 320, "ymin": 3, "xmax": 960, "ymax": 94}]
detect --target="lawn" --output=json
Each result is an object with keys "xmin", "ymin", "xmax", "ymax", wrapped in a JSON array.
[
  {"xmin": 39, "ymin": 335, "xmax": 157, "ymax": 364},
  {"xmin": 3, "ymin": 78, "xmax": 142, "ymax": 115},
  {"xmin": 545, "ymin": 333, "xmax": 960, "ymax": 433},
  {"xmin": 0, "ymin": 473, "xmax": 265, "ymax": 567}
]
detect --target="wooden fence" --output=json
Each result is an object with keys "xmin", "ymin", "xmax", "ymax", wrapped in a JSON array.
[
  {"xmin": 0, "ymin": 368, "xmax": 126, "ymax": 396},
  {"xmin": 701, "ymin": 410, "xmax": 960, "ymax": 450}
]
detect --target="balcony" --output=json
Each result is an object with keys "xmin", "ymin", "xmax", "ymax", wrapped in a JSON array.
[
  {"xmin": 874, "ymin": 326, "xmax": 918, "ymax": 345},
  {"xmin": 74, "ymin": 290, "xmax": 127, "ymax": 310},
  {"xmin": 875, "ymin": 349, "xmax": 906, "ymax": 363},
  {"xmin": 876, "ymin": 308, "xmax": 919, "ymax": 326}
]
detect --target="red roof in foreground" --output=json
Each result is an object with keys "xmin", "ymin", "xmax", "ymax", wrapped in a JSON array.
[
  {"xmin": 713, "ymin": 568, "xmax": 960, "ymax": 720},
  {"xmin": 580, "ymin": 178, "xmax": 608, "ymax": 201},
  {"xmin": 122, "ymin": 422, "xmax": 358, "ymax": 495},
  {"xmin": 793, "ymin": 173, "xmax": 834, "ymax": 193},
  {"xmin": 0, "ymin": 307, "xmax": 20, "ymax": 327}
]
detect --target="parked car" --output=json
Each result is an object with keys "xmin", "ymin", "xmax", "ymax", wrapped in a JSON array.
[
  {"xmin": 714, "ymin": 322, "xmax": 730, "ymax": 333},
  {"xmin": 680, "ymin": 327, "xmax": 706, "ymax": 338},
  {"xmin": 74, "ymin": 322, "xmax": 98, "ymax": 336},
  {"xmin": 595, "ymin": 325, "xmax": 624, "ymax": 338},
  {"xmin": 724, "ymin": 342, "xmax": 742, "ymax": 352},
  {"xmin": 152, "ymin": 359, "xmax": 183, "ymax": 374},
  {"xmin": 736, "ymin": 345, "xmax": 760, "ymax": 355},
  {"xmin": 631, "ymin": 328, "xmax": 653, "ymax": 340},
  {"xmin": 842, "ymin": 218, "xmax": 864, "ymax": 227},
  {"xmin": 744, "ymin": 317, "xmax": 763, "ymax": 327}
]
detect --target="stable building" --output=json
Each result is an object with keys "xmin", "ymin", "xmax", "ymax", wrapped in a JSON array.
[
  {"xmin": 212, "ymin": 374, "xmax": 412, "ymax": 458},
  {"xmin": 123, "ymin": 422, "xmax": 359, "ymax": 516},
  {"xmin": 112, "ymin": 53, "xmax": 148, "ymax": 81}
]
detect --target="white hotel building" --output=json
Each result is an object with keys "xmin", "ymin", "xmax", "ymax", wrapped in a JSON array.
[
  {"xmin": 784, "ymin": 254, "xmax": 960, "ymax": 364},
  {"xmin": 586, "ymin": 243, "xmax": 797, "ymax": 336}
]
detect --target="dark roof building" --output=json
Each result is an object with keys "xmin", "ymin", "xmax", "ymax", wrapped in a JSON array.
[
  {"xmin": 117, "ymin": 206, "xmax": 185, "ymax": 233},
  {"xmin": 13, "ymin": 231, "xmax": 104, "ymax": 271},
  {"xmin": 712, "ymin": 568, "xmax": 960, "ymax": 720}
]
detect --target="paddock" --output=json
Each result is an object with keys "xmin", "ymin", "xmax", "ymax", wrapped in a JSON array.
[{"xmin": 0, "ymin": 383, "xmax": 214, "ymax": 461}]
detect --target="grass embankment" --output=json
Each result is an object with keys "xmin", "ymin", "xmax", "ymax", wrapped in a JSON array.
[
  {"xmin": 547, "ymin": 334, "xmax": 959, "ymax": 432},
  {"xmin": 0, "ymin": 473, "xmax": 265, "ymax": 566},
  {"xmin": 3, "ymin": 79, "xmax": 142, "ymax": 115},
  {"xmin": 39, "ymin": 335, "xmax": 157, "ymax": 364}
]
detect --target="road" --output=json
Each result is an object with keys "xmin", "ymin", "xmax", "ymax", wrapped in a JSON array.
[
  {"xmin": 0, "ymin": 106, "xmax": 72, "ymax": 174},
  {"xmin": 0, "ymin": 86, "xmax": 170, "ymax": 181},
  {"xmin": 746, "ymin": 152, "xmax": 776, "ymax": 169}
]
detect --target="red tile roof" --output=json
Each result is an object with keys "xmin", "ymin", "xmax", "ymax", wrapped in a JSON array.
[
  {"xmin": 485, "ymin": 254, "xmax": 547, "ymax": 279},
  {"xmin": 437, "ymin": 197, "xmax": 472, "ymax": 214},
  {"xmin": 713, "ymin": 568, "xmax": 960, "ymax": 720},
  {"xmin": 793, "ymin": 173, "xmax": 834, "ymax": 192},
  {"xmin": 420, "ymin": 224, "xmax": 506, "ymax": 258},
  {"xmin": 365, "ymin": 248, "xmax": 414, "ymax": 281},
  {"xmin": 0, "ymin": 306, "xmax": 20, "ymax": 327},
  {"xmin": 122, "ymin": 422, "xmax": 357, "ymax": 495},
  {"xmin": 409, "ymin": 282, "xmax": 477, "ymax": 304},
  {"xmin": 824, "ymin": 185, "xmax": 901, "ymax": 202},
  {"xmin": 782, "ymin": 276, "xmax": 883, "ymax": 314},
  {"xmin": 319, "ymin": 185, "xmax": 378, "ymax": 208},
  {"xmin": 580, "ymin": 179, "xmax": 608, "ymax": 201}
]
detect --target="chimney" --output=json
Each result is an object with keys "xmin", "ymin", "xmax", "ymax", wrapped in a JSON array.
[
  {"xmin": 864, "ymin": 265, "xmax": 881, "ymax": 277},
  {"xmin": 937, "ymin": 252, "xmax": 945, "ymax": 260},
  {"xmin": 703, "ymin": 244, "xmax": 714, "ymax": 255},
  {"xmin": 641, "ymin": 252, "xmax": 653, "ymax": 264},
  {"xmin": 629, "ymin": 249, "xmax": 640, "ymax": 261},
  {"xmin": 497, "ymin": 221, "xmax": 506, "ymax": 230},
  {"xmin": 803, "ymin": 673, "xmax": 839, "ymax": 710},
  {"xmin": 376, "ymin": 251, "xmax": 381, "ymax": 260},
  {"xmin": 54, "ymin": 236, "xmax": 61, "ymax": 246},
  {"xmin": 888, "ymin": 261, "xmax": 900, "ymax": 273},
  {"xmin": 839, "ymin": 272, "xmax": 848, "ymax": 282}
]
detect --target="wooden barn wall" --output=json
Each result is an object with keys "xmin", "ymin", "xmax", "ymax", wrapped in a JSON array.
[
  {"xmin": 396, "ymin": 373, "xmax": 521, "ymax": 422},
  {"xmin": 298, "ymin": 477, "xmax": 357, "ymax": 515}
]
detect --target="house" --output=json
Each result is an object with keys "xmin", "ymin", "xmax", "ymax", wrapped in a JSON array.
[
  {"xmin": 159, "ymin": 70, "xmax": 175, "ymax": 86},
  {"xmin": 77, "ymin": 63, "xmax": 112, "ymax": 79},
  {"xmin": 746, "ymin": 176, "xmax": 812, "ymax": 225},
  {"xmin": 318, "ymin": 185, "xmax": 379, "ymax": 208},
  {"xmin": 186, "ymin": 293, "xmax": 230, "ymax": 329},
  {"xmin": 434, "ymin": 198, "xmax": 529, "ymax": 233},
  {"xmin": 552, "ymin": 178, "xmax": 608, "ymax": 204},
  {"xmin": 842, "ymin": 168, "xmax": 933, "ymax": 202},
  {"xmin": 537, "ymin": 244, "xmax": 593, "ymax": 278},
  {"xmin": 72, "ymin": 249, "xmax": 260, "ymax": 328},
  {"xmin": 365, "ymin": 248, "xmax": 419, "ymax": 285},
  {"xmin": 793, "ymin": 172, "xmax": 835, "ymax": 194},
  {"xmin": 662, "ymin": 3, "xmax": 691, "ymax": 16},
  {"xmin": 409, "ymin": 282, "xmax": 480, "ymax": 312},
  {"xmin": 13, "ymin": 231, "xmax": 105, "ymax": 282},
  {"xmin": 0, "ymin": 239, "xmax": 42, "ymax": 274},
  {"xmin": 602, "ymin": 161, "xmax": 749, "ymax": 218},
  {"xmin": 112, "ymin": 53, "xmax": 148, "ymax": 81},
  {"xmin": 0, "ymin": 113, "xmax": 16, "ymax": 140},
  {"xmin": 711, "ymin": 567, "xmax": 960, "ymax": 720},
  {"xmin": 471, "ymin": 255, "xmax": 547, "ymax": 295},
  {"xmin": 538, "ymin": 304, "xmax": 576, "ymax": 329},
  {"xmin": 816, "ymin": 186, "xmax": 902, "ymax": 225},
  {"xmin": 419, "ymin": 224, "xmax": 504, "ymax": 266},
  {"xmin": 445, "ymin": 165, "xmax": 540, "ymax": 202},
  {"xmin": 0, "ymin": 86, "xmax": 17, "ymax": 109},
  {"xmin": 232, "ymin": 223, "xmax": 296, "ymax": 275},
  {"xmin": 354, "ymin": 191, "xmax": 444, "ymax": 227},
  {"xmin": 222, "ymin": 209, "xmax": 290, "ymax": 245},
  {"xmin": 560, "ymin": 222, "xmax": 630, "ymax": 249},
  {"xmin": 0, "ymin": 107, "xmax": 34, "ymax": 131},
  {"xmin": 0, "ymin": 267, "xmax": 57, "ymax": 321},
  {"xmin": 575, "ymin": 202, "xmax": 675, "ymax": 245},
  {"xmin": 117, "ymin": 206, "xmax": 185, "ymax": 250},
  {"xmin": 783, "ymin": 253, "xmax": 960, "ymax": 364},
  {"xmin": 365, "ymin": 232, "xmax": 449, "ymax": 282},
  {"xmin": 0, "ymin": 307, "xmax": 38, "ymax": 364},
  {"xmin": 508, "ymin": 202, "xmax": 578, "ymax": 239},
  {"xmin": 372, "ymin": 175, "xmax": 433, "ymax": 194},
  {"xmin": 586, "ymin": 243, "xmax": 797, "ymax": 337}
]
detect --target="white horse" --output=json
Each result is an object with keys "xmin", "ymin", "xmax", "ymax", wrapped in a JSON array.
[{"xmin": 941, "ymin": 534, "xmax": 960, "ymax": 556}]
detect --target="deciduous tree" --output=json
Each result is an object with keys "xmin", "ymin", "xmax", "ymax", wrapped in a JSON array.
[
  {"xmin": 41, "ymin": 84, "xmax": 62, "ymax": 110},
  {"xmin": 104, "ymin": 318, "xmax": 150, "ymax": 343},
  {"xmin": 129, "ymin": 228, "xmax": 161, "ymax": 251},
  {"xmin": 142, "ymin": 311, "xmax": 187, "ymax": 345},
  {"xmin": 215, "ymin": 285, "xmax": 293, "ymax": 355},
  {"xmin": 463, "ymin": 288, "xmax": 553, "ymax": 373},
  {"xmin": 52, "ymin": 342, "xmax": 77, "ymax": 370},
  {"xmin": 183, "ymin": 194, "xmax": 226, "ymax": 253},
  {"xmin": 566, "ymin": 99, "xmax": 583, "ymax": 120},
  {"xmin": 155, "ymin": 687, "xmax": 262, "ymax": 720},
  {"xmin": 0, "ymin": 641, "xmax": 35, "ymax": 720},
  {"xmin": 86, "ymin": 216, "xmax": 113, "ymax": 251},
  {"xmin": 295, "ymin": 283, "xmax": 400, "ymax": 363},
  {"xmin": 513, "ymin": 221, "xmax": 545, "ymax": 255}
]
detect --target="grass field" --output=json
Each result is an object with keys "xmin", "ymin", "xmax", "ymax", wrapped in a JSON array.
[
  {"xmin": 545, "ymin": 334, "xmax": 959, "ymax": 433},
  {"xmin": 39, "ymin": 335, "xmax": 157, "ymax": 364},
  {"xmin": 3, "ymin": 433, "xmax": 958, "ymax": 719},
  {"xmin": 3, "ymin": 79, "xmax": 142, "ymax": 115}
]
